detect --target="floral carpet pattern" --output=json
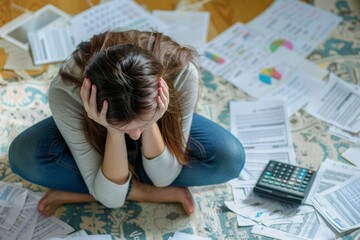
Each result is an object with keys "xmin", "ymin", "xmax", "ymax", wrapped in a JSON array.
[{"xmin": 0, "ymin": 0, "xmax": 359, "ymax": 239}]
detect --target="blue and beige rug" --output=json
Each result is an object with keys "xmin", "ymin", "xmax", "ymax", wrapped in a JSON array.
[{"xmin": 0, "ymin": 0, "xmax": 360, "ymax": 239}]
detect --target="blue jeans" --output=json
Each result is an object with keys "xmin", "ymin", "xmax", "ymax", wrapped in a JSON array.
[{"xmin": 9, "ymin": 114, "xmax": 245, "ymax": 193}]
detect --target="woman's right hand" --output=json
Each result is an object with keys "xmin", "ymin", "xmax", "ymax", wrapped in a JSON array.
[{"xmin": 80, "ymin": 78, "xmax": 112, "ymax": 130}]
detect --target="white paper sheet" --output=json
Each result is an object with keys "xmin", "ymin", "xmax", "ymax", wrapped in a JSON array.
[
  {"xmin": 230, "ymin": 99, "xmax": 293, "ymax": 149},
  {"xmin": 70, "ymin": 0, "xmax": 167, "ymax": 44},
  {"xmin": 200, "ymin": 19, "xmax": 328, "ymax": 100},
  {"xmin": 312, "ymin": 175, "xmax": 360, "ymax": 232},
  {"xmin": 0, "ymin": 4, "xmax": 70, "ymax": 50},
  {"xmin": 28, "ymin": 0, "xmax": 167, "ymax": 65},
  {"xmin": 305, "ymin": 158, "xmax": 360, "ymax": 205},
  {"xmin": 305, "ymin": 74, "xmax": 360, "ymax": 134},
  {"xmin": 169, "ymin": 232, "xmax": 211, "ymax": 240},
  {"xmin": 233, "ymin": 149, "xmax": 296, "ymax": 186},
  {"xmin": 0, "ymin": 190, "xmax": 38, "ymax": 240},
  {"xmin": 342, "ymin": 142, "xmax": 360, "ymax": 166},
  {"xmin": 248, "ymin": 0, "xmax": 341, "ymax": 56},
  {"xmin": 251, "ymin": 211, "xmax": 336, "ymax": 240},
  {"xmin": 0, "ymin": 182, "xmax": 28, "ymax": 230},
  {"xmin": 153, "ymin": 10, "xmax": 209, "ymax": 52},
  {"xmin": 329, "ymin": 126, "xmax": 360, "ymax": 143},
  {"xmin": 262, "ymin": 71, "xmax": 326, "ymax": 116},
  {"xmin": 233, "ymin": 48, "xmax": 326, "ymax": 99}
]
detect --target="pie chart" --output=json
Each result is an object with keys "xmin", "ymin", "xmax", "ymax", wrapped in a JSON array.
[
  {"xmin": 258, "ymin": 67, "xmax": 282, "ymax": 85},
  {"xmin": 270, "ymin": 39, "xmax": 293, "ymax": 52}
]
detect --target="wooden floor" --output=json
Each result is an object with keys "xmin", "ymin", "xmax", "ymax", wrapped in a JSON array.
[{"xmin": 0, "ymin": 0, "xmax": 273, "ymax": 78}]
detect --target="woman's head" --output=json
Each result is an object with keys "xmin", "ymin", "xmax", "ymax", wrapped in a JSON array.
[
  {"xmin": 61, "ymin": 30, "xmax": 197, "ymax": 163},
  {"xmin": 84, "ymin": 44, "xmax": 163, "ymax": 130}
]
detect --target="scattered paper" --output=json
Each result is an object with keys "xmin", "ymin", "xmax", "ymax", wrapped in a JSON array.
[
  {"xmin": 342, "ymin": 141, "xmax": 360, "ymax": 167},
  {"xmin": 305, "ymin": 74, "xmax": 360, "ymax": 134},
  {"xmin": 28, "ymin": 0, "xmax": 167, "ymax": 65},
  {"xmin": 230, "ymin": 99, "xmax": 294, "ymax": 149},
  {"xmin": 248, "ymin": 0, "xmax": 341, "ymax": 56},
  {"xmin": 153, "ymin": 10, "xmax": 210, "ymax": 52},
  {"xmin": 312, "ymin": 175, "xmax": 360, "ymax": 233}
]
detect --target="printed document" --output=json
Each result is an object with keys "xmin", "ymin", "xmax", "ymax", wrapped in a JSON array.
[
  {"xmin": 342, "ymin": 141, "xmax": 360, "ymax": 167},
  {"xmin": 306, "ymin": 158, "xmax": 360, "ymax": 205},
  {"xmin": 251, "ymin": 211, "xmax": 336, "ymax": 240},
  {"xmin": 0, "ymin": 182, "xmax": 28, "ymax": 230},
  {"xmin": 230, "ymin": 99, "xmax": 293, "ymax": 149},
  {"xmin": 233, "ymin": 149, "xmax": 296, "ymax": 186},
  {"xmin": 262, "ymin": 71, "xmax": 325, "ymax": 116},
  {"xmin": 169, "ymin": 232, "xmax": 211, "ymax": 240},
  {"xmin": 312, "ymin": 175, "xmax": 360, "ymax": 232},
  {"xmin": 248, "ymin": 0, "xmax": 341, "ymax": 56},
  {"xmin": 28, "ymin": 0, "xmax": 167, "ymax": 65},
  {"xmin": 233, "ymin": 47, "xmax": 326, "ymax": 99},
  {"xmin": 199, "ymin": 22, "xmax": 327, "ymax": 99},
  {"xmin": 305, "ymin": 74, "xmax": 360, "ymax": 133},
  {"xmin": 329, "ymin": 126, "xmax": 360, "ymax": 143},
  {"xmin": 153, "ymin": 10, "xmax": 210, "ymax": 52}
]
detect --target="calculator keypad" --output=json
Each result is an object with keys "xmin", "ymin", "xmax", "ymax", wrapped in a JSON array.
[{"xmin": 259, "ymin": 161, "xmax": 315, "ymax": 196}]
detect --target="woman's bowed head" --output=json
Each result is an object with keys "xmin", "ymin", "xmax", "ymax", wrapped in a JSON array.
[
  {"xmin": 80, "ymin": 76, "xmax": 169, "ymax": 140},
  {"xmin": 9, "ymin": 31, "xmax": 245, "ymax": 218}
]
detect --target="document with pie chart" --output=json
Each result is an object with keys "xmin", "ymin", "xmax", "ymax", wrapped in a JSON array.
[{"xmin": 233, "ymin": 47, "xmax": 327, "ymax": 99}]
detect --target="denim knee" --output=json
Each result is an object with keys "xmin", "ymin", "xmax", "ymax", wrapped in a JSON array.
[
  {"xmin": 8, "ymin": 134, "xmax": 30, "ymax": 178},
  {"xmin": 217, "ymin": 136, "xmax": 246, "ymax": 181},
  {"xmin": 8, "ymin": 131, "xmax": 42, "ymax": 180}
]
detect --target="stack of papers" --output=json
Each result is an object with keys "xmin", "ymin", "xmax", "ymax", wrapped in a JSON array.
[
  {"xmin": 219, "ymin": 1, "xmax": 360, "ymax": 238},
  {"xmin": 27, "ymin": 0, "xmax": 167, "ymax": 65},
  {"xmin": 227, "ymin": 158, "xmax": 360, "ymax": 239},
  {"xmin": 0, "ymin": 181, "xmax": 74, "ymax": 240},
  {"xmin": 0, "ymin": 181, "xmax": 114, "ymax": 239},
  {"xmin": 230, "ymin": 100, "xmax": 297, "ymax": 186}
]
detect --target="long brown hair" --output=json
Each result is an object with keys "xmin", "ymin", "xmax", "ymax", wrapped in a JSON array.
[{"xmin": 59, "ymin": 30, "xmax": 198, "ymax": 164}]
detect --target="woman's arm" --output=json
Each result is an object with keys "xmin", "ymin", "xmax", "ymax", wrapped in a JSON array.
[
  {"xmin": 141, "ymin": 79, "xmax": 168, "ymax": 159},
  {"xmin": 49, "ymin": 76, "xmax": 131, "ymax": 208},
  {"xmin": 81, "ymin": 79, "xmax": 130, "ymax": 185},
  {"xmin": 141, "ymin": 63, "xmax": 200, "ymax": 186}
]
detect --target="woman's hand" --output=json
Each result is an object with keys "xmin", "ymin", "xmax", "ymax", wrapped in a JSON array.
[
  {"xmin": 80, "ymin": 78, "xmax": 111, "ymax": 129},
  {"xmin": 152, "ymin": 78, "xmax": 170, "ymax": 123}
]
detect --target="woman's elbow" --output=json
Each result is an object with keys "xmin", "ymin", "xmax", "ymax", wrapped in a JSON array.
[
  {"xmin": 92, "ymin": 190, "xmax": 127, "ymax": 209},
  {"xmin": 97, "ymin": 196, "xmax": 126, "ymax": 209}
]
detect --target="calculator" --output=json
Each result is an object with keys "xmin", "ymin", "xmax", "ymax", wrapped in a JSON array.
[{"xmin": 253, "ymin": 160, "xmax": 316, "ymax": 204}]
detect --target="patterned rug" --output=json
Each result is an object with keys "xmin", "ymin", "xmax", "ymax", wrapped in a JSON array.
[{"xmin": 0, "ymin": 0, "xmax": 359, "ymax": 239}]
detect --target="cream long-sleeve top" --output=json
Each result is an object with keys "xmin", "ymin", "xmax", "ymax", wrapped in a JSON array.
[{"xmin": 48, "ymin": 59, "xmax": 199, "ymax": 208}]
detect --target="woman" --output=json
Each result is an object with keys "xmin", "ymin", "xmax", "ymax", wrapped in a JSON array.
[{"xmin": 9, "ymin": 30, "xmax": 245, "ymax": 216}]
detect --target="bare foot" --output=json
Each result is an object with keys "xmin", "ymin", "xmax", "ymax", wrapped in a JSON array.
[
  {"xmin": 127, "ymin": 181, "xmax": 195, "ymax": 215},
  {"xmin": 38, "ymin": 190, "xmax": 95, "ymax": 216},
  {"xmin": 179, "ymin": 188, "xmax": 195, "ymax": 215}
]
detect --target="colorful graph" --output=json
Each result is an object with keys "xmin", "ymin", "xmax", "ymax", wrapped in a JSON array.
[
  {"xmin": 259, "ymin": 67, "xmax": 282, "ymax": 85},
  {"xmin": 270, "ymin": 39, "xmax": 293, "ymax": 52},
  {"xmin": 205, "ymin": 51, "xmax": 225, "ymax": 64}
]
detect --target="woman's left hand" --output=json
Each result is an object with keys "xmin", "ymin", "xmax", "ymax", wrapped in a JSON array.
[{"xmin": 152, "ymin": 78, "xmax": 169, "ymax": 122}]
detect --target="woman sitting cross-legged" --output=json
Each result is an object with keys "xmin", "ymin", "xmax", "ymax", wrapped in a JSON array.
[{"xmin": 9, "ymin": 30, "xmax": 245, "ymax": 216}]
